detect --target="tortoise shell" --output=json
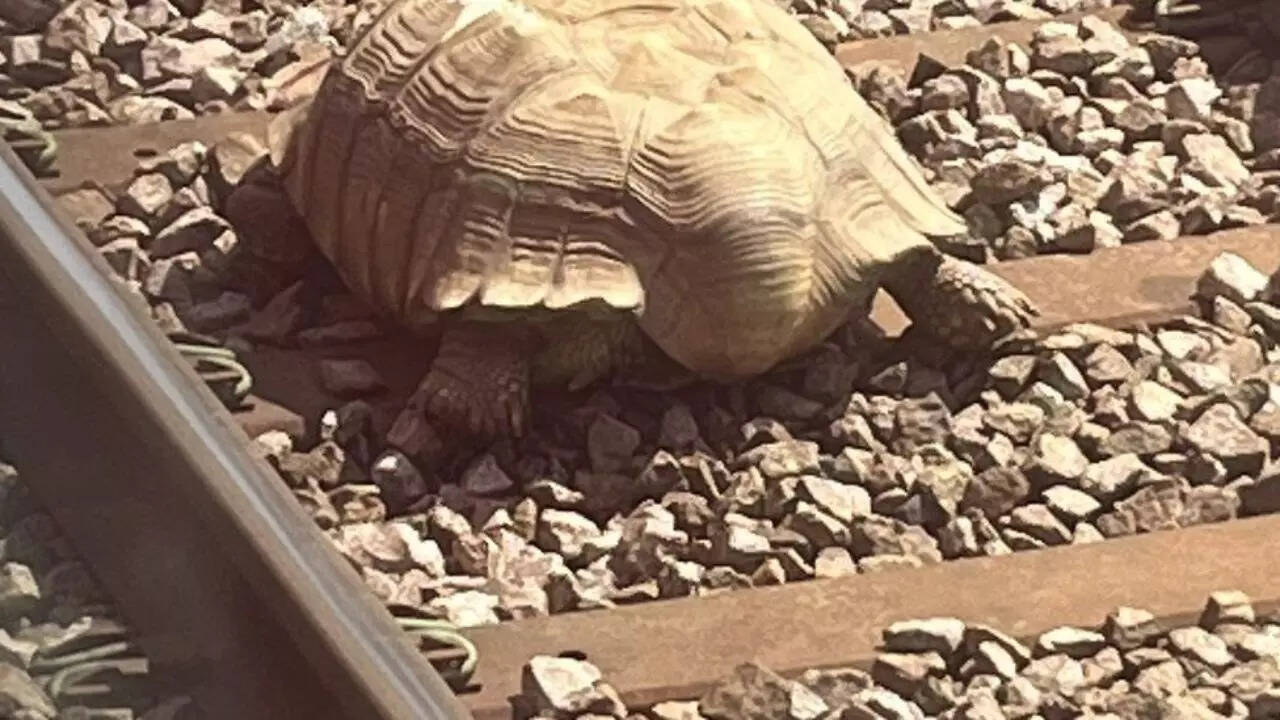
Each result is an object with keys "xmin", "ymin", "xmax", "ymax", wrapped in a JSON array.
[{"xmin": 270, "ymin": 0, "xmax": 966, "ymax": 379}]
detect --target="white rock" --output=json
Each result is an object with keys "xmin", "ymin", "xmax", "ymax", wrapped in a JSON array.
[
  {"xmin": 1197, "ymin": 252, "xmax": 1268, "ymax": 305},
  {"xmin": 884, "ymin": 617, "xmax": 967, "ymax": 656}
]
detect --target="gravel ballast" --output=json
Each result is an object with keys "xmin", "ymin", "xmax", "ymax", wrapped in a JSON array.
[
  {"xmin": 56, "ymin": 115, "xmax": 1280, "ymax": 634},
  {"xmin": 256, "ymin": 244, "xmax": 1280, "ymax": 628},
  {"xmin": 13, "ymin": 8, "xmax": 1278, "ymax": 268},
  {"xmin": 0, "ymin": 0, "xmax": 380, "ymax": 129},
  {"xmin": 0, "ymin": 0, "xmax": 1128, "ymax": 132},
  {"xmin": 512, "ymin": 590, "xmax": 1280, "ymax": 720},
  {"xmin": 0, "ymin": 456, "xmax": 195, "ymax": 720},
  {"xmin": 847, "ymin": 17, "xmax": 1280, "ymax": 260},
  {"xmin": 292, "ymin": 245, "xmax": 1280, "ymax": 628},
  {"xmin": 18, "ymin": 0, "xmax": 1280, "ymax": 669}
]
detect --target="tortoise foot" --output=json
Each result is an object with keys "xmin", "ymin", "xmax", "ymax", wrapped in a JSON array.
[
  {"xmin": 386, "ymin": 322, "xmax": 533, "ymax": 471},
  {"xmin": 899, "ymin": 254, "xmax": 1038, "ymax": 351}
]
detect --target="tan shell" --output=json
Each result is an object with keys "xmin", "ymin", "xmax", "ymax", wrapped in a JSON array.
[{"xmin": 271, "ymin": 0, "xmax": 966, "ymax": 379}]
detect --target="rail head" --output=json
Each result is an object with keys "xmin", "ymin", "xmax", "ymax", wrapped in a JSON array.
[{"xmin": 0, "ymin": 142, "xmax": 472, "ymax": 719}]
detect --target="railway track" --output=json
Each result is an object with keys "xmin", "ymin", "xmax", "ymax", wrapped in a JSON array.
[{"xmin": 2, "ymin": 3, "xmax": 1280, "ymax": 719}]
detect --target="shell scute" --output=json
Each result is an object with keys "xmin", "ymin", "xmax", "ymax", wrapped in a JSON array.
[{"xmin": 280, "ymin": 0, "xmax": 966, "ymax": 378}]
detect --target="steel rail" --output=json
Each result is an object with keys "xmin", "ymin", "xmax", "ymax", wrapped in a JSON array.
[{"xmin": 0, "ymin": 142, "xmax": 472, "ymax": 719}]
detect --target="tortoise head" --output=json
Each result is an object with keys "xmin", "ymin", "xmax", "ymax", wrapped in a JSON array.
[
  {"xmin": 221, "ymin": 54, "xmax": 330, "ymax": 286},
  {"xmin": 221, "ymin": 157, "xmax": 316, "ymax": 305}
]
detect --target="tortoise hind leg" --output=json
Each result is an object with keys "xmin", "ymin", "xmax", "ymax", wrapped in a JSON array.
[
  {"xmin": 883, "ymin": 248, "xmax": 1038, "ymax": 351},
  {"xmin": 386, "ymin": 322, "xmax": 535, "ymax": 471}
]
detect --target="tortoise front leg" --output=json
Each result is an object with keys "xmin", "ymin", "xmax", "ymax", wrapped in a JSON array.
[
  {"xmin": 883, "ymin": 248, "xmax": 1038, "ymax": 352},
  {"xmin": 386, "ymin": 322, "xmax": 535, "ymax": 472}
]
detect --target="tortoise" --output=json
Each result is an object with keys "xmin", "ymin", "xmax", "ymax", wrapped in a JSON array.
[
  {"xmin": 1126, "ymin": 0, "xmax": 1280, "ymax": 48},
  {"xmin": 230, "ymin": 0, "xmax": 1037, "ymax": 470}
]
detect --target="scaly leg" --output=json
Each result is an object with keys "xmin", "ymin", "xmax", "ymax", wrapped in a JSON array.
[
  {"xmin": 883, "ymin": 248, "xmax": 1038, "ymax": 351},
  {"xmin": 386, "ymin": 322, "xmax": 535, "ymax": 471},
  {"xmin": 528, "ymin": 311, "xmax": 700, "ymax": 392}
]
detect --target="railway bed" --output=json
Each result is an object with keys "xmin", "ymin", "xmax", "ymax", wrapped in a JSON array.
[{"xmin": 2, "ymin": 5, "xmax": 1280, "ymax": 720}]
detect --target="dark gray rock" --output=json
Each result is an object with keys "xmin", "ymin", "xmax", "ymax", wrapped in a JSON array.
[
  {"xmin": 738, "ymin": 441, "xmax": 822, "ymax": 481},
  {"xmin": 961, "ymin": 467, "xmax": 1030, "ymax": 519},
  {"xmin": 1084, "ymin": 343, "xmax": 1134, "ymax": 387},
  {"xmin": 983, "ymin": 403, "xmax": 1045, "ymax": 444},
  {"xmin": 1006, "ymin": 504, "xmax": 1073, "ymax": 545},
  {"xmin": 698, "ymin": 662, "xmax": 827, "ymax": 720},
  {"xmin": 1027, "ymin": 434, "xmax": 1087, "ymax": 489},
  {"xmin": 520, "ymin": 655, "xmax": 625, "ymax": 718},
  {"xmin": 1104, "ymin": 606, "xmax": 1162, "ymax": 650},
  {"xmin": 894, "ymin": 394, "xmax": 952, "ymax": 454},
  {"xmin": 1035, "ymin": 626, "xmax": 1107, "ymax": 659},
  {"xmin": 850, "ymin": 515, "xmax": 942, "ymax": 564},
  {"xmin": 1101, "ymin": 423, "xmax": 1173, "ymax": 457},
  {"xmin": 1199, "ymin": 589, "xmax": 1254, "ymax": 628},
  {"xmin": 872, "ymin": 652, "xmax": 947, "ymax": 697},
  {"xmin": 1182, "ymin": 404, "xmax": 1268, "ymax": 478},
  {"xmin": 883, "ymin": 617, "xmax": 966, "ymax": 657},
  {"xmin": 587, "ymin": 414, "xmax": 641, "ymax": 474},
  {"xmin": 1116, "ymin": 482, "xmax": 1185, "ymax": 533}
]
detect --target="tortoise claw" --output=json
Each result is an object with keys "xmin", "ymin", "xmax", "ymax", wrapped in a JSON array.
[
  {"xmin": 385, "ymin": 322, "xmax": 532, "ymax": 472},
  {"xmin": 419, "ymin": 362, "xmax": 529, "ymax": 441},
  {"xmin": 900, "ymin": 255, "xmax": 1039, "ymax": 352}
]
